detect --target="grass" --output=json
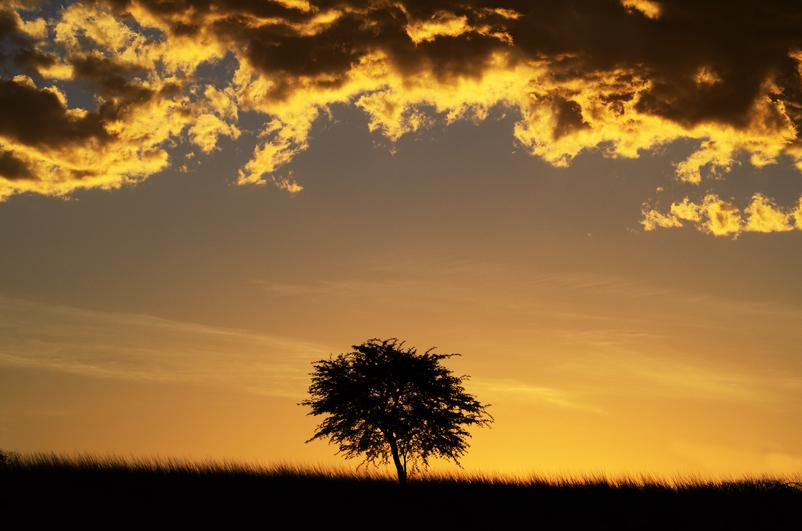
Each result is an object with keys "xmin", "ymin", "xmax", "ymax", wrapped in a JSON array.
[{"xmin": 2, "ymin": 451, "xmax": 800, "ymax": 529}]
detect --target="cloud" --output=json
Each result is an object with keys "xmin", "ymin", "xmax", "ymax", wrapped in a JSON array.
[
  {"xmin": 745, "ymin": 193, "xmax": 795, "ymax": 233},
  {"xmin": 0, "ymin": 149, "xmax": 32, "ymax": 180},
  {"xmin": 795, "ymin": 197, "xmax": 802, "ymax": 229},
  {"xmin": 620, "ymin": 0, "xmax": 661, "ymax": 19},
  {"xmin": 0, "ymin": 294, "xmax": 331, "ymax": 398},
  {"xmin": 642, "ymin": 193, "xmax": 801, "ymax": 237},
  {"xmin": 0, "ymin": 77, "xmax": 109, "ymax": 148},
  {"xmin": 601, "ymin": 351, "xmax": 767, "ymax": 402},
  {"xmin": 0, "ymin": 2, "xmax": 55, "ymax": 72},
  {"xmin": 1, "ymin": 0, "xmax": 802, "ymax": 222},
  {"xmin": 472, "ymin": 378, "xmax": 603, "ymax": 412}
]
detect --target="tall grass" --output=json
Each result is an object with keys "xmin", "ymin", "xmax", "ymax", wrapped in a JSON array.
[
  {"xmin": 3, "ymin": 450, "xmax": 799, "ymax": 491},
  {"xmin": 2, "ymin": 450, "xmax": 800, "ymax": 529}
]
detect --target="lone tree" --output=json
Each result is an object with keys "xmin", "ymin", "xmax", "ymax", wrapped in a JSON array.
[{"xmin": 301, "ymin": 338, "xmax": 493, "ymax": 484}]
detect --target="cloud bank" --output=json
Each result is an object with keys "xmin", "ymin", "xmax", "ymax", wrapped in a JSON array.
[{"xmin": 2, "ymin": 0, "xmax": 802, "ymax": 230}]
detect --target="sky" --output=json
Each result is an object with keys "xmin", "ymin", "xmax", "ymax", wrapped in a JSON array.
[{"xmin": 1, "ymin": 0, "xmax": 802, "ymax": 478}]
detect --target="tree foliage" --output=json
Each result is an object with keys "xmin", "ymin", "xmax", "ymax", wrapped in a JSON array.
[{"xmin": 300, "ymin": 338, "xmax": 493, "ymax": 483}]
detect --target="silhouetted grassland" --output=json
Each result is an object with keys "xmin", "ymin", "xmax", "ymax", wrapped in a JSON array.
[{"xmin": 2, "ymin": 452, "xmax": 800, "ymax": 529}]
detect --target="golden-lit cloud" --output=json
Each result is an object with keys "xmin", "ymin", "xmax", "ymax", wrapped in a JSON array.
[
  {"xmin": 745, "ymin": 193, "xmax": 794, "ymax": 233},
  {"xmin": 640, "ymin": 207, "xmax": 684, "ymax": 232},
  {"xmin": 621, "ymin": 0, "xmax": 662, "ymax": 19},
  {"xmin": 642, "ymin": 193, "xmax": 802, "ymax": 237},
  {"xmin": 1, "ymin": 0, "xmax": 802, "ymax": 233},
  {"xmin": 0, "ymin": 0, "xmax": 237, "ymax": 199},
  {"xmin": 405, "ymin": 11, "xmax": 471, "ymax": 44}
]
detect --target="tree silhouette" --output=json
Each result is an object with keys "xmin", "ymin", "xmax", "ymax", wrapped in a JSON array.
[{"xmin": 300, "ymin": 338, "xmax": 493, "ymax": 484}]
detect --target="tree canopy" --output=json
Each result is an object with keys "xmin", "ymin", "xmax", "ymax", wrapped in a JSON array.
[{"xmin": 300, "ymin": 338, "xmax": 493, "ymax": 483}]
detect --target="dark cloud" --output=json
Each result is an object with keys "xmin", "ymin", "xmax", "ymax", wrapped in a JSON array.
[
  {"xmin": 93, "ymin": 0, "xmax": 802, "ymax": 129},
  {"xmin": 502, "ymin": 0, "xmax": 802, "ymax": 128},
  {"xmin": 552, "ymin": 97, "xmax": 589, "ymax": 139},
  {"xmin": 393, "ymin": 33, "xmax": 508, "ymax": 81},
  {"xmin": 71, "ymin": 54, "xmax": 155, "ymax": 115},
  {"xmin": 102, "ymin": 0, "xmax": 311, "ymax": 31},
  {"xmin": 0, "ymin": 8, "xmax": 16, "ymax": 37},
  {"xmin": 8, "ymin": 0, "xmax": 802, "ymax": 140},
  {"xmin": 0, "ymin": 5, "xmax": 54, "ymax": 74},
  {"xmin": 107, "ymin": 0, "xmax": 509, "ymax": 97},
  {"xmin": 0, "ymin": 149, "xmax": 33, "ymax": 180},
  {"xmin": 3, "ymin": 0, "xmax": 802, "ymax": 200},
  {"xmin": 0, "ymin": 79, "xmax": 110, "ymax": 149},
  {"xmin": 238, "ymin": 14, "xmax": 371, "ymax": 80}
]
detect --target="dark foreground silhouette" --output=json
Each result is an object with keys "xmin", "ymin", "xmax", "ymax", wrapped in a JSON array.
[
  {"xmin": 302, "ymin": 338, "xmax": 494, "ymax": 485},
  {"xmin": 2, "ymin": 454, "xmax": 800, "ymax": 529}
]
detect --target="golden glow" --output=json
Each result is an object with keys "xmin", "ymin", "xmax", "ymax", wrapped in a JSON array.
[
  {"xmin": 670, "ymin": 197, "xmax": 702, "ymax": 222},
  {"xmin": 640, "ymin": 208, "xmax": 684, "ymax": 231},
  {"xmin": 405, "ymin": 12, "xmax": 471, "ymax": 44},
  {"xmin": 3, "ymin": 260, "xmax": 802, "ymax": 477},
  {"xmin": 745, "ymin": 193, "xmax": 794, "ymax": 233},
  {"xmin": 19, "ymin": 15, "xmax": 47, "ymax": 39},
  {"xmin": 621, "ymin": 0, "xmax": 662, "ymax": 19},
  {"xmin": 694, "ymin": 66, "xmax": 721, "ymax": 86},
  {"xmin": 702, "ymin": 194, "xmax": 743, "ymax": 236}
]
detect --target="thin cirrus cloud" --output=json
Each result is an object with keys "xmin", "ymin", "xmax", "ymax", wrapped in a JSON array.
[
  {"xmin": 1, "ymin": 290, "xmax": 779, "ymax": 415},
  {"xmin": 1, "ymin": 0, "xmax": 802, "ymax": 233},
  {"xmin": 471, "ymin": 379, "xmax": 604, "ymax": 413},
  {"xmin": 0, "ymin": 294, "xmax": 331, "ymax": 398}
]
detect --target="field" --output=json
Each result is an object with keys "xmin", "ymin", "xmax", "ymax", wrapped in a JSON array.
[{"xmin": 1, "ymin": 452, "xmax": 800, "ymax": 529}]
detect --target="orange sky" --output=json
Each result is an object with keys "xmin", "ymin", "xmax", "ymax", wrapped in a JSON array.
[{"xmin": 1, "ymin": 0, "xmax": 802, "ymax": 478}]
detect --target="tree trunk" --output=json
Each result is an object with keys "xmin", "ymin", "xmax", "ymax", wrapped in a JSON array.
[{"xmin": 387, "ymin": 435, "xmax": 407, "ymax": 485}]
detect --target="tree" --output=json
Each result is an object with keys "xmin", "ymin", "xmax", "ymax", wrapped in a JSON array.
[{"xmin": 300, "ymin": 337, "xmax": 493, "ymax": 484}]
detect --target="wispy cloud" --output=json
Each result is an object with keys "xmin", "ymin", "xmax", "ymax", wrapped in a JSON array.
[
  {"xmin": 0, "ymin": 295, "xmax": 331, "ymax": 398},
  {"xmin": 591, "ymin": 350, "xmax": 769, "ymax": 402},
  {"xmin": 472, "ymin": 378, "xmax": 604, "ymax": 413}
]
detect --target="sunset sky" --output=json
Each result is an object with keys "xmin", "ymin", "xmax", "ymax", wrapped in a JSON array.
[{"xmin": 2, "ymin": 0, "xmax": 802, "ymax": 478}]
